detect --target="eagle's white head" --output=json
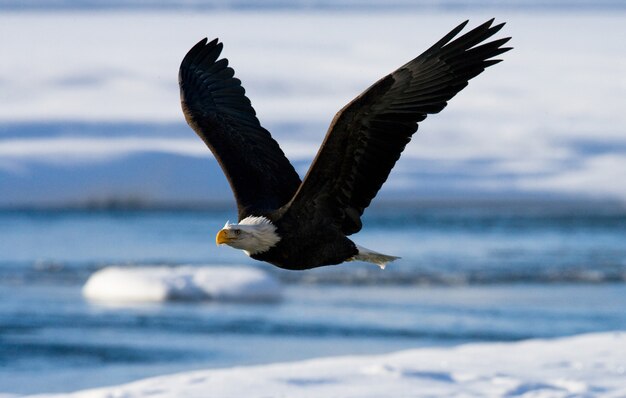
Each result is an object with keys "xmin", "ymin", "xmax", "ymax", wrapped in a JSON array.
[{"xmin": 215, "ymin": 216, "xmax": 281, "ymax": 255}]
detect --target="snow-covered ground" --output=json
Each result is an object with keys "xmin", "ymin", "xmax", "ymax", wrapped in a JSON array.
[{"xmin": 29, "ymin": 332, "xmax": 626, "ymax": 398}]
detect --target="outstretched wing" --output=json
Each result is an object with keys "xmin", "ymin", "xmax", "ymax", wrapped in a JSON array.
[
  {"xmin": 179, "ymin": 38, "xmax": 302, "ymax": 219},
  {"xmin": 284, "ymin": 19, "xmax": 511, "ymax": 234}
]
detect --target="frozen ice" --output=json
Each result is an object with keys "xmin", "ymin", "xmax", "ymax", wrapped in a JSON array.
[{"xmin": 82, "ymin": 265, "xmax": 282, "ymax": 303}]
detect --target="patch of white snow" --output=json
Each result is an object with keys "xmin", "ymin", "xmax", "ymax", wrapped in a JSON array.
[
  {"xmin": 82, "ymin": 265, "xmax": 281, "ymax": 303},
  {"xmin": 31, "ymin": 332, "xmax": 626, "ymax": 398}
]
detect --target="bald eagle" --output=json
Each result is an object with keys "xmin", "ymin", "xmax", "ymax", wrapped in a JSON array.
[{"xmin": 179, "ymin": 19, "xmax": 511, "ymax": 270}]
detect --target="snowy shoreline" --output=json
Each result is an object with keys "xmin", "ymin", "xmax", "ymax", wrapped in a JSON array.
[{"xmin": 28, "ymin": 332, "xmax": 625, "ymax": 398}]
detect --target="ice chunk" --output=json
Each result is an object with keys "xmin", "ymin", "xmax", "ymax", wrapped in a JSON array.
[{"xmin": 82, "ymin": 265, "xmax": 281, "ymax": 303}]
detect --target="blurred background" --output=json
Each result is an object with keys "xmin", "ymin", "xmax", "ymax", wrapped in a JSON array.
[{"xmin": 1, "ymin": 0, "xmax": 625, "ymax": 395}]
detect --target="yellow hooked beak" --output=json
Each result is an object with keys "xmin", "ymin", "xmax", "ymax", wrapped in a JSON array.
[{"xmin": 216, "ymin": 229, "xmax": 233, "ymax": 245}]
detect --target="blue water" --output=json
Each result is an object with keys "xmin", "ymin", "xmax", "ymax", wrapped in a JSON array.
[{"xmin": 1, "ymin": 202, "xmax": 626, "ymax": 395}]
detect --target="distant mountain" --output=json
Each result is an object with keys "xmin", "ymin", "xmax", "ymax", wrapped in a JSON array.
[
  {"xmin": 0, "ymin": 122, "xmax": 572, "ymax": 208},
  {"xmin": 0, "ymin": 151, "xmax": 226, "ymax": 207}
]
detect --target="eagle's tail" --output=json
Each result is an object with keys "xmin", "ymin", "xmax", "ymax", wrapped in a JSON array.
[{"xmin": 352, "ymin": 244, "xmax": 400, "ymax": 270}]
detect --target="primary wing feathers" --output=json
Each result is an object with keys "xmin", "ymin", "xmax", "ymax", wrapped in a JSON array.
[
  {"xmin": 179, "ymin": 38, "xmax": 301, "ymax": 219},
  {"xmin": 285, "ymin": 19, "xmax": 511, "ymax": 234}
]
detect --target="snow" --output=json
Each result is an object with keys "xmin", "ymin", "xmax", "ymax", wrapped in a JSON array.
[
  {"xmin": 30, "ymin": 332, "xmax": 626, "ymax": 398},
  {"xmin": 82, "ymin": 265, "xmax": 282, "ymax": 302}
]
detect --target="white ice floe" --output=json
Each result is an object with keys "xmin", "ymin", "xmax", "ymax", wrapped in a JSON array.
[
  {"xmin": 82, "ymin": 265, "xmax": 281, "ymax": 303},
  {"xmin": 31, "ymin": 332, "xmax": 626, "ymax": 398}
]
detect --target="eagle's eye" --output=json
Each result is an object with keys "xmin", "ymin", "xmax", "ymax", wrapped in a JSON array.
[{"xmin": 234, "ymin": 229, "xmax": 241, "ymax": 236}]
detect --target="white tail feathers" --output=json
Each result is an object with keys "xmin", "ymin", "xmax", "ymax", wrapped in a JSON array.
[{"xmin": 352, "ymin": 245, "xmax": 400, "ymax": 270}]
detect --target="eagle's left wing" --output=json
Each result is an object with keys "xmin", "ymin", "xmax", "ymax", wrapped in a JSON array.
[{"xmin": 283, "ymin": 19, "xmax": 511, "ymax": 234}]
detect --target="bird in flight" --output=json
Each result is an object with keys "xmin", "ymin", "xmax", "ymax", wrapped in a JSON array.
[{"xmin": 179, "ymin": 19, "xmax": 511, "ymax": 270}]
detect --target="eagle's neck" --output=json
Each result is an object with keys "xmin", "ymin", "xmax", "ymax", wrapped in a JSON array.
[{"xmin": 237, "ymin": 216, "xmax": 281, "ymax": 255}]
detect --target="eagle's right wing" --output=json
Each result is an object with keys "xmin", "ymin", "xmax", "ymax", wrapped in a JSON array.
[{"xmin": 179, "ymin": 38, "xmax": 302, "ymax": 219}]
